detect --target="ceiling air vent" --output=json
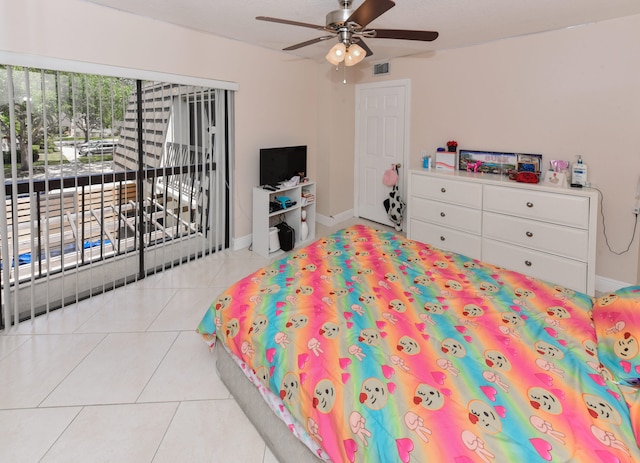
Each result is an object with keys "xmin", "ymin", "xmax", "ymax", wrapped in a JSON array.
[{"xmin": 373, "ymin": 61, "xmax": 390, "ymax": 76}]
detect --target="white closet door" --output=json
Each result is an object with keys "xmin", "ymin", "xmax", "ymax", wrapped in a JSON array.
[{"xmin": 355, "ymin": 81, "xmax": 408, "ymax": 227}]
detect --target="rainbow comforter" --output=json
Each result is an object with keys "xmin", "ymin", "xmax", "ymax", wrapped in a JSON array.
[{"xmin": 197, "ymin": 225, "xmax": 640, "ymax": 462}]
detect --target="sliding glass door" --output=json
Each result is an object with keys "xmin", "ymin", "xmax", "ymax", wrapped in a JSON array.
[{"xmin": 0, "ymin": 64, "xmax": 232, "ymax": 327}]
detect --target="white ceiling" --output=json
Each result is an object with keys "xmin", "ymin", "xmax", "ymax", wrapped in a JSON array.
[{"xmin": 86, "ymin": 0, "xmax": 640, "ymax": 63}]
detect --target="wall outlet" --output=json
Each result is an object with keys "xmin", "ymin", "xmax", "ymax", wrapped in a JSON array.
[{"xmin": 634, "ymin": 205, "xmax": 640, "ymax": 215}]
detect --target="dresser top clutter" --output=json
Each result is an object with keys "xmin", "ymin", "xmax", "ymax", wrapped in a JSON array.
[
  {"xmin": 406, "ymin": 169, "xmax": 598, "ymax": 295},
  {"xmin": 410, "ymin": 169, "xmax": 597, "ymax": 194}
]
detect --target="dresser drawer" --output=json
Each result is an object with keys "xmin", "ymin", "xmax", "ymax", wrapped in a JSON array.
[
  {"xmin": 411, "ymin": 175, "xmax": 482, "ymax": 208},
  {"xmin": 484, "ymin": 185, "xmax": 590, "ymax": 229},
  {"xmin": 482, "ymin": 239, "xmax": 587, "ymax": 293},
  {"xmin": 411, "ymin": 197, "xmax": 482, "ymax": 234},
  {"xmin": 409, "ymin": 219, "xmax": 482, "ymax": 259},
  {"xmin": 483, "ymin": 212, "xmax": 589, "ymax": 261}
]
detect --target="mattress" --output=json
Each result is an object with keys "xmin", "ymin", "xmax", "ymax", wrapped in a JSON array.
[{"xmin": 198, "ymin": 224, "xmax": 640, "ymax": 462}]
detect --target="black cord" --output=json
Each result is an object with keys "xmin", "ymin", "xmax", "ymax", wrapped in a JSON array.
[{"xmin": 593, "ymin": 187, "xmax": 639, "ymax": 255}]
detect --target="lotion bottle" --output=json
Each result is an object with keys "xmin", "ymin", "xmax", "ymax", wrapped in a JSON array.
[
  {"xmin": 300, "ymin": 209, "xmax": 309, "ymax": 241},
  {"xmin": 572, "ymin": 155, "xmax": 588, "ymax": 186}
]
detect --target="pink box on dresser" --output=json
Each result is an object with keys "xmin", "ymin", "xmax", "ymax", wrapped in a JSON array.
[{"xmin": 435, "ymin": 152, "xmax": 456, "ymax": 171}]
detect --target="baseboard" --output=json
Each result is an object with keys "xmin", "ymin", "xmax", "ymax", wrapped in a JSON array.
[
  {"xmin": 235, "ymin": 209, "xmax": 353, "ymax": 251},
  {"xmin": 232, "ymin": 234, "xmax": 252, "ymax": 251},
  {"xmin": 233, "ymin": 210, "xmax": 355, "ymax": 251},
  {"xmin": 316, "ymin": 209, "xmax": 354, "ymax": 227},
  {"xmin": 595, "ymin": 275, "xmax": 634, "ymax": 294}
]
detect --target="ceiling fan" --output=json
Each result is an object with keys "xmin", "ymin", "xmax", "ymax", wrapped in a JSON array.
[{"xmin": 256, "ymin": 0, "xmax": 439, "ymax": 66}]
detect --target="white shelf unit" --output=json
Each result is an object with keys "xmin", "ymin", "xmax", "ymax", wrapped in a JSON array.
[{"xmin": 252, "ymin": 181, "xmax": 316, "ymax": 257}]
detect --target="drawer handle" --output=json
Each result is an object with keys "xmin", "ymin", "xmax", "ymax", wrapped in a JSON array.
[
  {"xmin": 524, "ymin": 260, "xmax": 532, "ymax": 267},
  {"xmin": 440, "ymin": 212, "xmax": 446, "ymax": 217},
  {"xmin": 526, "ymin": 202, "xmax": 534, "ymax": 208},
  {"xmin": 440, "ymin": 236, "xmax": 446, "ymax": 241},
  {"xmin": 526, "ymin": 231, "xmax": 533, "ymax": 237},
  {"xmin": 441, "ymin": 187, "xmax": 446, "ymax": 193}
]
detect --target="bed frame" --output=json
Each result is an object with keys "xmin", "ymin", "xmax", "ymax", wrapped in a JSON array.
[{"xmin": 215, "ymin": 343, "xmax": 322, "ymax": 463}]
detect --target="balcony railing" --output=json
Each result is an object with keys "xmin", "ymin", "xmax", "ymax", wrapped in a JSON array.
[{"xmin": 1, "ymin": 161, "xmax": 217, "ymax": 324}]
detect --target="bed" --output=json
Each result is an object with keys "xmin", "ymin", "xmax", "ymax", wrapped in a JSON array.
[{"xmin": 197, "ymin": 224, "xmax": 640, "ymax": 462}]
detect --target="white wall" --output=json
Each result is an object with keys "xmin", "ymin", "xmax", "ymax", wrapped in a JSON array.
[
  {"xmin": 314, "ymin": 67, "xmax": 357, "ymax": 219},
  {"xmin": 2, "ymin": 1, "xmax": 640, "ymax": 285},
  {"xmin": 350, "ymin": 15, "xmax": 640, "ymax": 286}
]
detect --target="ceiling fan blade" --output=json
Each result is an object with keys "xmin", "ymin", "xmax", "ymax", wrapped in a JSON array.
[
  {"xmin": 284, "ymin": 36, "xmax": 335, "ymax": 51},
  {"xmin": 256, "ymin": 16, "xmax": 327, "ymax": 32},
  {"xmin": 352, "ymin": 38, "xmax": 374, "ymax": 57},
  {"xmin": 373, "ymin": 29, "xmax": 439, "ymax": 41},
  {"xmin": 347, "ymin": 0, "xmax": 396, "ymax": 28}
]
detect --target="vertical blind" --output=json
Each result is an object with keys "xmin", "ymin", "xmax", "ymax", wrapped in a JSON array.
[{"xmin": 0, "ymin": 64, "xmax": 232, "ymax": 328}]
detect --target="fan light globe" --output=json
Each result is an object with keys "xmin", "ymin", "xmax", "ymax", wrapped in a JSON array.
[
  {"xmin": 326, "ymin": 42, "xmax": 347, "ymax": 65},
  {"xmin": 345, "ymin": 44, "xmax": 366, "ymax": 66}
]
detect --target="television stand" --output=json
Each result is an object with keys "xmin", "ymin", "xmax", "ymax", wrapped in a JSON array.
[{"xmin": 252, "ymin": 181, "xmax": 316, "ymax": 257}]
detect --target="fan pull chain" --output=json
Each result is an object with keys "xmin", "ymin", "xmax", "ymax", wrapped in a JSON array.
[{"xmin": 343, "ymin": 62, "xmax": 347, "ymax": 84}]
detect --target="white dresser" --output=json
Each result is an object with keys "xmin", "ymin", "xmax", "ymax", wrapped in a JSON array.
[{"xmin": 407, "ymin": 170, "xmax": 598, "ymax": 295}]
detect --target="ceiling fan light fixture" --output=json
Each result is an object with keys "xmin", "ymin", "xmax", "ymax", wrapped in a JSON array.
[
  {"xmin": 258, "ymin": 0, "xmax": 440, "ymax": 66},
  {"xmin": 326, "ymin": 42, "xmax": 347, "ymax": 65},
  {"xmin": 345, "ymin": 44, "xmax": 366, "ymax": 66}
]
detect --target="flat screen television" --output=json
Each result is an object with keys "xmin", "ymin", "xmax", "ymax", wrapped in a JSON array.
[{"xmin": 259, "ymin": 145, "xmax": 307, "ymax": 187}]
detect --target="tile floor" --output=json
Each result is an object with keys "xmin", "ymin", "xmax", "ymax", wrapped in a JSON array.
[{"xmin": 0, "ymin": 218, "xmax": 381, "ymax": 463}]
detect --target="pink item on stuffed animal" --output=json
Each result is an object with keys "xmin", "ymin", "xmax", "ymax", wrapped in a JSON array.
[{"xmin": 467, "ymin": 161, "xmax": 482, "ymax": 173}]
